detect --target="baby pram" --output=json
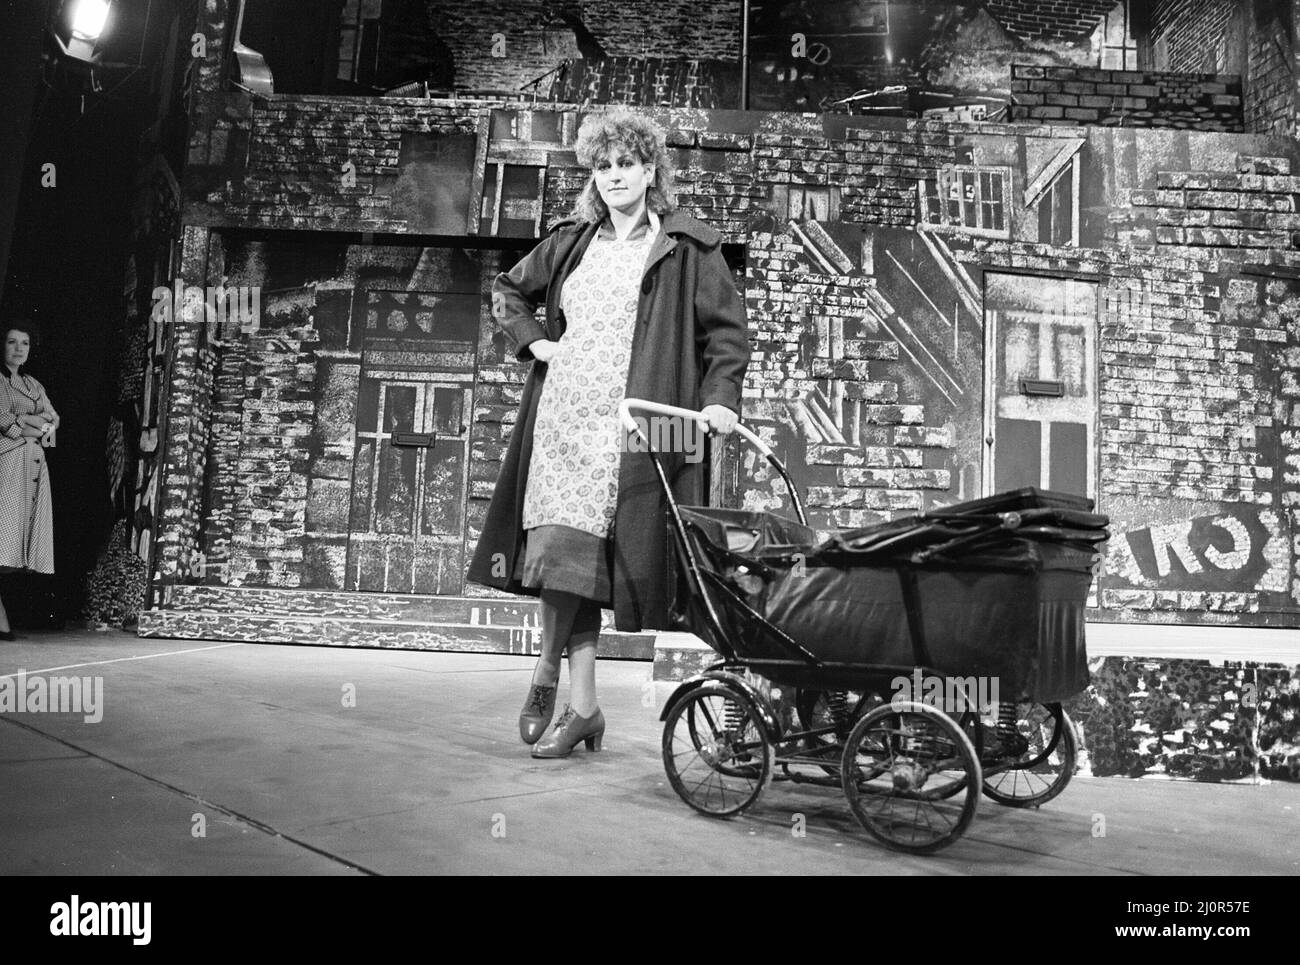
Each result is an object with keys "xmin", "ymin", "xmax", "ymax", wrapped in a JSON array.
[{"xmin": 622, "ymin": 399, "xmax": 1109, "ymax": 853}]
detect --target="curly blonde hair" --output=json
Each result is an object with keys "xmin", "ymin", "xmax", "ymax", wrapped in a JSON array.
[{"xmin": 568, "ymin": 107, "xmax": 677, "ymax": 224}]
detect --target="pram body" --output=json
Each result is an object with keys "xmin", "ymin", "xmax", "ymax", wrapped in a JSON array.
[{"xmin": 675, "ymin": 491, "xmax": 1104, "ymax": 701}]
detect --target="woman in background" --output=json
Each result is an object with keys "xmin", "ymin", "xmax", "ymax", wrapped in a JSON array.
[{"xmin": 0, "ymin": 321, "xmax": 58, "ymax": 640}]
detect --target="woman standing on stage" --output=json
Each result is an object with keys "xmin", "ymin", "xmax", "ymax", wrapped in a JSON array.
[{"xmin": 467, "ymin": 108, "xmax": 750, "ymax": 758}]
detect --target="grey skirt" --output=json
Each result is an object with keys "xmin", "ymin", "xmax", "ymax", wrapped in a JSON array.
[{"xmin": 515, "ymin": 524, "xmax": 614, "ymax": 607}]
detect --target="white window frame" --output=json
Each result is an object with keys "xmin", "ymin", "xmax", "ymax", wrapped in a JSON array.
[{"xmin": 919, "ymin": 165, "xmax": 1013, "ymax": 239}]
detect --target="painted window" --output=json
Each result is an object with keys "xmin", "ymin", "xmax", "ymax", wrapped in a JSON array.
[
  {"xmin": 480, "ymin": 163, "xmax": 546, "ymax": 238},
  {"xmin": 337, "ymin": 0, "xmax": 383, "ymax": 83},
  {"xmin": 789, "ymin": 184, "xmax": 833, "ymax": 221},
  {"xmin": 1037, "ymin": 157, "xmax": 1079, "ymax": 247},
  {"xmin": 920, "ymin": 165, "xmax": 1012, "ymax": 238},
  {"xmin": 1093, "ymin": 1, "xmax": 1138, "ymax": 71}
]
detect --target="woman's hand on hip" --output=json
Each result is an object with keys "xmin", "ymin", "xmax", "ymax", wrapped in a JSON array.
[
  {"xmin": 529, "ymin": 339, "xmax": 560, "ymax": 364},
  {"xmin": 701, "ymin": 404, "xmax": 738, "ymax": 436}
]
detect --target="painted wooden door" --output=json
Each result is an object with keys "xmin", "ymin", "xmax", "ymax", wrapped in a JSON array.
[
  {"xmin": 983, "ymin": 273, "xmax": 1097, "ymax": 500},
  {"xmin": 344, "ymin": 288, "xmax": 479, "ymax": 594},
  {"xmin": 346, "ymin": 378, "xmax": 472, "ymax": 593}
]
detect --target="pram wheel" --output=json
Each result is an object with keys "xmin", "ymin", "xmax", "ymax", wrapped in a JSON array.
[
  {"xmin": 840, "ymin": 701, "xmax": 980, "ymax": 854},
  {"xmin": 662, "ymin": 682, "xmax": 773, "ymax": 818},
  {"xmin": 981, "ymin": 702, "xmax": 1077, "ymax": 808}
]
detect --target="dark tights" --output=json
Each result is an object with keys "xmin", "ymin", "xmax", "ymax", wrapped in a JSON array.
[{"xmin": 532, "ymin": 590, "xmax": 603, "ymax": 716}]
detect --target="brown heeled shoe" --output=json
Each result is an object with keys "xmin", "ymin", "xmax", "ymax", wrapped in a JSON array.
[
  {"xmin": 519, "ymin": 682, "xmax": 558, "ymax": 745},
  {"xmin": 531, "ymin": 704, "xmax": 605, "ymax": 759}
]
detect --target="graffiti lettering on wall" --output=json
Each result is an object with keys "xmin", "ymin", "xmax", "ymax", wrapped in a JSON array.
[{"xmin": 1106, "ymin": 508, "xmax": 1288, "ymax": 595}]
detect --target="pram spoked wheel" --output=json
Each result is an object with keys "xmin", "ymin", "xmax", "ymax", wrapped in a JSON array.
[
  {"xmin": 981, "ymin": 702, "xmax": 1077, "ymax": 808},
  {"xmin": 662, "ymin": 682, "xmax": 773, "ymax": 817},
  {"xmin": 840, "ymin": 700, "xmax": 981, "ymax": 854}
]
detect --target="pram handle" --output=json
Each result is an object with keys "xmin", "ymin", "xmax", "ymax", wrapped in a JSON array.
[
  {"xmin": 617, "ymin": 398, "xmax": 772, "ymax": 457},
  {"xmin": 619, "ymin": 398, "xmax": 807, "ymax": 527}
]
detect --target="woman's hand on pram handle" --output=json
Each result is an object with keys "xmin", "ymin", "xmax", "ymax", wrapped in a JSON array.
[
  {"xmin": 700, "ymin": 404, "xmax": 738, "ymax": 436},
  {"xmin": 619, "ymin": 399, "xmax": 775, "ymax": 459}
]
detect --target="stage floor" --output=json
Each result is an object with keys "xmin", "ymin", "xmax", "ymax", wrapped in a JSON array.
[{"xmin": 1, "ymin": 629, "xmax": 1296, "ymax": 875}]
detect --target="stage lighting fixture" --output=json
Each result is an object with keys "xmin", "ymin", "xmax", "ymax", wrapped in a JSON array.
[{"xmin": 66, "ymin": 0, "xmax": 112, "ymax": 61}]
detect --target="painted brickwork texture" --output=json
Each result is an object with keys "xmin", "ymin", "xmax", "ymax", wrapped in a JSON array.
[
  {"xmin": 1245, "ymin": 9, "xmax": 1296, "ymax": 135},
  {"xmin": 434, "ymin": 0, "xmax": 741, "ymax": 94},
  {"xmin": 226, "ymin": 323, "xmax": 318, "ymax": 588},
  {"xmin": 153, "ymin": 225, "xmax": 222, "ymax": 587},
  {"xmin": 212, "ymin": 97, "xmax": 479, "ymax": 232},
  {"xmin": 1010, "ymin": 64, "xmax": 1243, "ymax": 129},
  {"xmin": 985, "ymin": 0, "xmax": 1120, "ymax": 42},
  {"xmin": 157, "ymin": 0, "xmax": 1300, "ymax": 644},
  {"xmin": 1150, "ymin": 0, "xmax": 1297, "ymax": 136},
  {"xmin": 1098, "ymin": 149, "xmax": 1299, "ymax": 621},
  {"xmin": 1151, "ymin": 0, "xmax": 1239, "ymax": 74}
]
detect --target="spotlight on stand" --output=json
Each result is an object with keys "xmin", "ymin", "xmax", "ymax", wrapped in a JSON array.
[{"xmin": 63, "ymin": 0, "xmax": 113, "ymax": 62}]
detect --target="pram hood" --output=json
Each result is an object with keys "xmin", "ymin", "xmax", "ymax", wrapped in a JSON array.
[{"xmin": 680, "ymin": 487, "xmax": 1108, "ymax": 572}]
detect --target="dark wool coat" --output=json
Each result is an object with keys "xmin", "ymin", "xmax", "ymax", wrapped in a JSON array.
[{"xmin": 466, "ymin": 210, "xmax": 751, "ymax": 632}]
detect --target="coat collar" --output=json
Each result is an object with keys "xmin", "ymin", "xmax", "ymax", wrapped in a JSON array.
[
  {"xmin": 549, "ymin": 209, "xmax": 721, "ymax": 249},
  {"xmin": 543, "ymin": 209, "xmax": 721, "ymax": 338},
  {"xmin": 595, "ymin": 208, "xmax": 659, "ymax": 243},
  {"xmin": 3, "ymin": 372, "xmax": 37, "ymax": 401}
]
